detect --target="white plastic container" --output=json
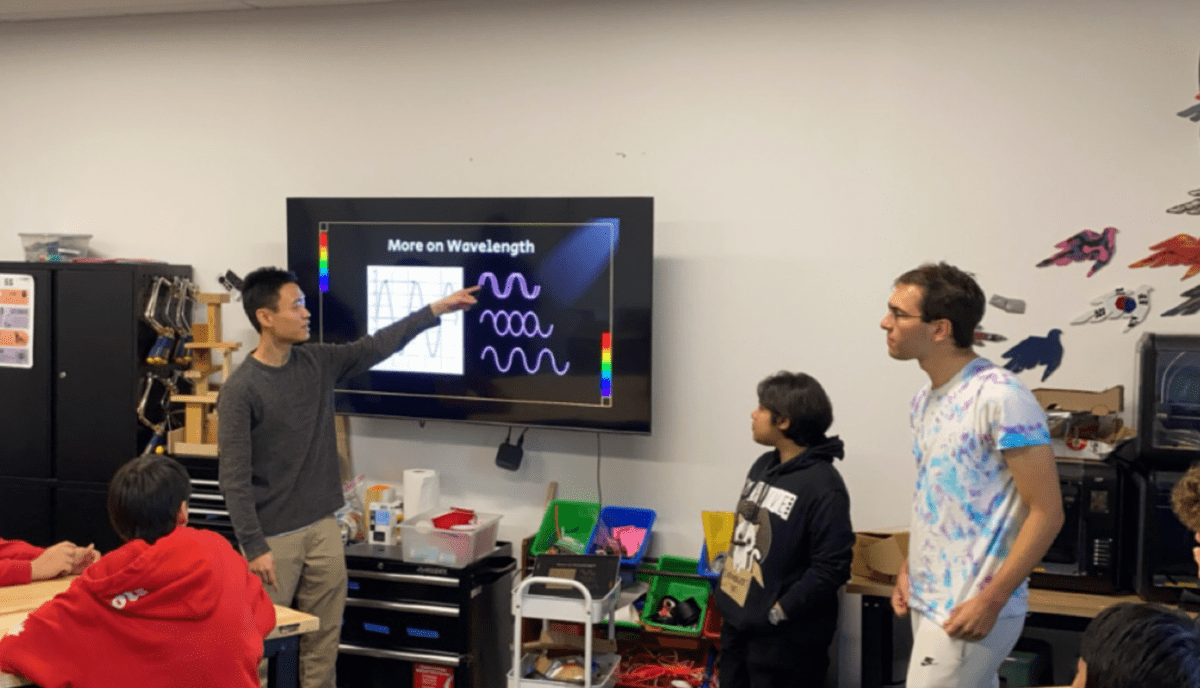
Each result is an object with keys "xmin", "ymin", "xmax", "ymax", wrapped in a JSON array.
[{"xmin": 400, "ymin": 508, "xmax": 501, "ymax": 567}]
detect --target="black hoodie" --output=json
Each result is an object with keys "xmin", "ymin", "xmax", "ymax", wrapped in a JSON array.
[{"xmin": 714, "ymin": 436, "xmax": 854, "ymax": 635}]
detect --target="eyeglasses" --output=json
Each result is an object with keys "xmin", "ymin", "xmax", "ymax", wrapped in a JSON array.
[{"xmin": 886, "ymin": 305, "xmax": 923, "ymax": 321}]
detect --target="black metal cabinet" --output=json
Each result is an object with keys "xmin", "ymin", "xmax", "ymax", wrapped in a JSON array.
[
  {"xmin": 0, "ymin": 477, "xmax": 53, "ymax": 545},
  {"xmin": 0, "ymin": 267, "xmax": 52, "ymax": 479},
  {"xmin": 0, "ymin": 261, "xmax": 191, "ymax": 548},
  {"xmin": 338, "ymin": 542, "xmax": 515, "ymax": 688}
]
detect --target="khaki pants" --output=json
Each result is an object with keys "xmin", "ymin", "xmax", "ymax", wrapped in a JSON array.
[{"xmin": 263, "ymin": 516, "xmax": 347, "ymax": 688}]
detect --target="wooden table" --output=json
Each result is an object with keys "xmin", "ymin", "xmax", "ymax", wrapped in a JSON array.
[
  {"xmin": 846, "ymin": 575, "xmax": 1143, "ymax": 618},
  {"xmin": 0, "ymin": 577, "xmax": 318, "ymax": 688},
  {"xmin": 845, "ymin": 575, "xmax": 1144, "ymax": 688}
]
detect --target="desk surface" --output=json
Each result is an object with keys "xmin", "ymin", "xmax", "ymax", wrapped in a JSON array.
[
  {"xmin": 0, "ymin": 576, "xmax": 317, "ymax": 688},
  {"xmin": 845, "ymin": 575, "xmax": 1143, "ymax": 619}
]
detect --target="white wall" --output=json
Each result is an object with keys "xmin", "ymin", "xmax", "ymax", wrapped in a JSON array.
[{"xmin": 2, "ymin": 0, "xmax": 1200, "ymax": 560}]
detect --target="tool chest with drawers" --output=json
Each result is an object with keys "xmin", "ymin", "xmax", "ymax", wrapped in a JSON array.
[{"xmin": 338, "ymin": 541, "xmax": 516, "ymax": 688}]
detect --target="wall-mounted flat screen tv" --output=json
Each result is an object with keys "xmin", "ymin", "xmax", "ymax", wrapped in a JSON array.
[{"xmin": 287, "ymin": 197, "xmax": 653, "ymax": 434}]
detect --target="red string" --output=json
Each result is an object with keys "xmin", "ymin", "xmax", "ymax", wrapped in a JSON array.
[{"xmin": 618, "ymin": 647, "xmax": 707, "ymax": 688}]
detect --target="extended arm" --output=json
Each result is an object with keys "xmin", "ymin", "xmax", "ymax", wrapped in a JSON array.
[
  {"xmin": 0, "ymin": 538, "xmax": 42, "ymax": 587},
  {"xmin": 943, "ymin": 444, "xmax": 1063, "ymax": 639},
  {"xmin": 333, "ymin": 286, "xmax": 479, "ymax": 380}
]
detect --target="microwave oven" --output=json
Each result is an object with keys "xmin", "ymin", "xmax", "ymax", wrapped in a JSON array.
[{"xmin": 1031, "ymin": 459, "xmax": 1132, "ymax": 594}]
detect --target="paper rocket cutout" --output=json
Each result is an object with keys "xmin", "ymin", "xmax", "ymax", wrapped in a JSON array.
[
  {"xmin": 1036, "ymin": 228, "xmax": 1117, "ymax": 277},
  {"xmin": 1071, "ymin": 285, "xmax": 1153, "ymax": 331},
  {"xmin": 1003, "ymin": 329, "xmax": 1064, "ymax": 382},
  {"xmin": 1162, "ymin": 285, "xmax": 1200, "ymax": 316},
  {"xmin": 974, "ymin": 326, "xmax": 1007, "ymax": 346},
  {"xmin": 1129, "ymin": 234, "xmax": 1200, "ymax": 279}
]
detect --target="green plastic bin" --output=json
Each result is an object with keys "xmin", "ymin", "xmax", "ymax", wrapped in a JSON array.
[
  {"xmin": 529, "ymin": 499, "xmax": 601, "ymax": 557},
  {"xmin": 640, "ymin": 555, "xmax": 710, "ymax": 636}
]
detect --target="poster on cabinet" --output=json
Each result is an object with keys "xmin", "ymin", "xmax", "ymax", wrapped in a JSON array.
[{"xmin": 0, "ymin": 273, "xmax": 34, "ymax": 369}]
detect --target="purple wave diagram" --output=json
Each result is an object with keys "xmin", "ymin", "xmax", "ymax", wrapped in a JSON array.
[
  {"xmin": 476, "ymin": 271, "xmax": 571, "ymax": 376},
  {"xmin": 480, "ymin": 346, "xmax": 570, "ymax": 375},
  {"xmin": 477, "ymin": 271, "xmax": 541, "ymax": 300},
  {"xmin": 478, "ymin": 309, "xmax": 553, "ymax": 338}
]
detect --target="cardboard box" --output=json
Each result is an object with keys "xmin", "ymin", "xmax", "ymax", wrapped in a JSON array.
[
  {"xmin": 522, "ymin": 626, "xmax": 618, "ymax": 654},
  {"xmin": 1032, "ymin": 386, "xmax": 1134, "ymax": 459},
  {"xmin": 1032, "ymin": 386, "xmax": 1123, "ymax": 416},
  {"xmin": 851, "ymin": 529, "xmax": 909, "ymax": 584}
]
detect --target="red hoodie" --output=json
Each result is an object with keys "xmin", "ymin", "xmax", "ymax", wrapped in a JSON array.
[
  {"xmin": 0, "ymin": 527, "xmax": 275, "ymax": 688},
  {"xmin": 0, "ymin": 539, "xmax": 44, "ymax": 587}
]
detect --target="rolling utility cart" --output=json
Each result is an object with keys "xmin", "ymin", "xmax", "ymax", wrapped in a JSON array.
[{"xmin": 510, "ymin": 573, "xmax": 621, "ymax": 688}]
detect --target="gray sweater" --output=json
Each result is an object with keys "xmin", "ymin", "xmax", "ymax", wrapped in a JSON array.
[{"xmin": 217, "ymin": 306, "xmax": 439, "ymax": 560}]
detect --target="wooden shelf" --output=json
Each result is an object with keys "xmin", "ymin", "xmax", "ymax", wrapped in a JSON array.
[
  {"xmin": 171, "ymin": 393, "xmax": 219, "ymax": 404},
  {"xmin": 185, "ymin": 341, "xmax": 241, "ymax": 350},
  {"xmin": 171, "ymin": 442, "xmax": 219, "ymax": 458}
]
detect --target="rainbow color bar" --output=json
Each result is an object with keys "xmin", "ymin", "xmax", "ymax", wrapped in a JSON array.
[
  {"xmin": 600, "ymin": 332, "xmax": 612, "ymax": 398},
  {"xmin": 318, "ymin": 230, "xmax": 329, "ymax": 292}
]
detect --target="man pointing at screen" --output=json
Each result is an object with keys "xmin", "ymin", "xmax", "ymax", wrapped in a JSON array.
[{"xmin": 218, "ymin": 266, "xmax": 478, "ymax": 688}]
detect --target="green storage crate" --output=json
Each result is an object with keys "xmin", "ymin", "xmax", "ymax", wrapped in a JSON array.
[
  {"xmin": 529, "ymin": 499, "xmax": 601, "ymax": 557},
  {"xmin": 640, "ymin": 555, "xmax": 710, "ymax": 636}
]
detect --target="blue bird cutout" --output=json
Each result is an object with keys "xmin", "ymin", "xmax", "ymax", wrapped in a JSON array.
[{"xmin": 1002, "ymin": 329, "xmax": 1063, "ymax": 382}]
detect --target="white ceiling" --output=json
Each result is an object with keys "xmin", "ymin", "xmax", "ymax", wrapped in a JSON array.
[{"xmin": 0, "ymin": 0, "xmax": 400, "ymax": 23}]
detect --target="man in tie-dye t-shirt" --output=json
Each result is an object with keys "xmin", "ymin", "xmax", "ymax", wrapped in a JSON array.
[{"xmin": 880, "ymin": 262, "xmax": 1063, "ymax": 688}]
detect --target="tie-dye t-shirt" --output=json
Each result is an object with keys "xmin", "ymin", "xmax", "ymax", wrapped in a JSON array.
[{"xmin": 907, "ymin": 357, "xmax": 1050, "ymax": 624}]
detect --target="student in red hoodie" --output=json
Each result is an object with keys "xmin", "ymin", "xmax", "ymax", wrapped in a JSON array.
[
  {"xmin": 0, "ymin": 455, "xmax": 276, "ymax": 688},
  {"xmin": 0, "ymin": 537, "xmax": 97, "ymax": 587}
]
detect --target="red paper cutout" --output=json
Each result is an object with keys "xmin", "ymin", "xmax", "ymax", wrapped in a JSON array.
[{"xmin": 1129, "ymin": 234, "xmax": 1200, "ymax": 279}]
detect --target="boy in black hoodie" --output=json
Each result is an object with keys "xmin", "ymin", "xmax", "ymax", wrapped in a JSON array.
[{"xmin": 715, "ymin": 371, "xmax": 854, "ymax": 688}]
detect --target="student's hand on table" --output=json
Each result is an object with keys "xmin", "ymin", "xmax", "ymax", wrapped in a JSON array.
[
  {"xmin": 943, "ymin": 594, "xmax": 1003, "ymax": 642},
  {"xmin": 68, "ymin": 544, "xmax": 99, "ymax": 574},
  {"xmin": 430, "ymin": 286, "xmax": 480, "ymax": 316},
  {"xmin": 30, "ymin": 541, "xmax": 79, "ymax": 581},
  {"xmin": 890, "ymin": 560, "xmax": 910, "ymax": 617},
  {"xmin": 249, "ymin": 551, "xmax": 278, "ymax": 591}
]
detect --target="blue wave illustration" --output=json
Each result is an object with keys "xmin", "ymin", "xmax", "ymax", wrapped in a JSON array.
[{"xmin": 480, "ymin": 345, "xmax": 570, "ymax": 375}]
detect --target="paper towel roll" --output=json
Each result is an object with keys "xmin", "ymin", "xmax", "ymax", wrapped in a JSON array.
[{"xmin": 403, "ymin": 469, "xmax": 440, "ymax": 518}]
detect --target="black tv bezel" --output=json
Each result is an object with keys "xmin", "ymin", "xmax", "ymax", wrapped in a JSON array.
[{"xmin": 286, "ymin": 196, "xmax": 654, "ymax": 435}]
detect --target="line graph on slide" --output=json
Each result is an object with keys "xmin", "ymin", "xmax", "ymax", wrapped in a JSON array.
[{"xmin": 367, "ymin": 265, "xmax": 464, "ymax": 375}]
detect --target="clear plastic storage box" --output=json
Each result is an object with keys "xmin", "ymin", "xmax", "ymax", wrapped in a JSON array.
[
  {"xmin": 19, "ymin": 233, "xmax": 92, "ymax": 262},
  {"xmin": 400, "ymin": 508, "xmax": 501, "ymax": 567}
]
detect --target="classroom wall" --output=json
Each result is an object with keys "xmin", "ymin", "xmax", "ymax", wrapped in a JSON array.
[{"xmin": 2, "ymin": 0, "xmax": 1199, "ymax": 564}]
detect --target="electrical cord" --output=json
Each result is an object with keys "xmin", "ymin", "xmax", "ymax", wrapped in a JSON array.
[{"xmin": 596, "ymin": 432, "xmax": 603, "ymax": 507}]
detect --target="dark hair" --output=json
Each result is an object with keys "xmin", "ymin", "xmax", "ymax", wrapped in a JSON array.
[
  {"xmin": 756, "ymin": 371, "xmax": 833, "ymax": 447},
  {"xmin": 1079, "ymin": 602, "xmax": 1200, "ymax": 688},
  {"xmin": 241, "ymin": 267, "xmax": 299, "ymax": 333},
  {"xmin": 894, "ymin": 262, "xmax": 985, "ymax": 350},
  {"xmin": 108, "ymin": 455, "xmax": 192, "ymax": 545},
  {"xmin": 1172, "ymin": 461, "xmax": 1200, "ymax": 532}
]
